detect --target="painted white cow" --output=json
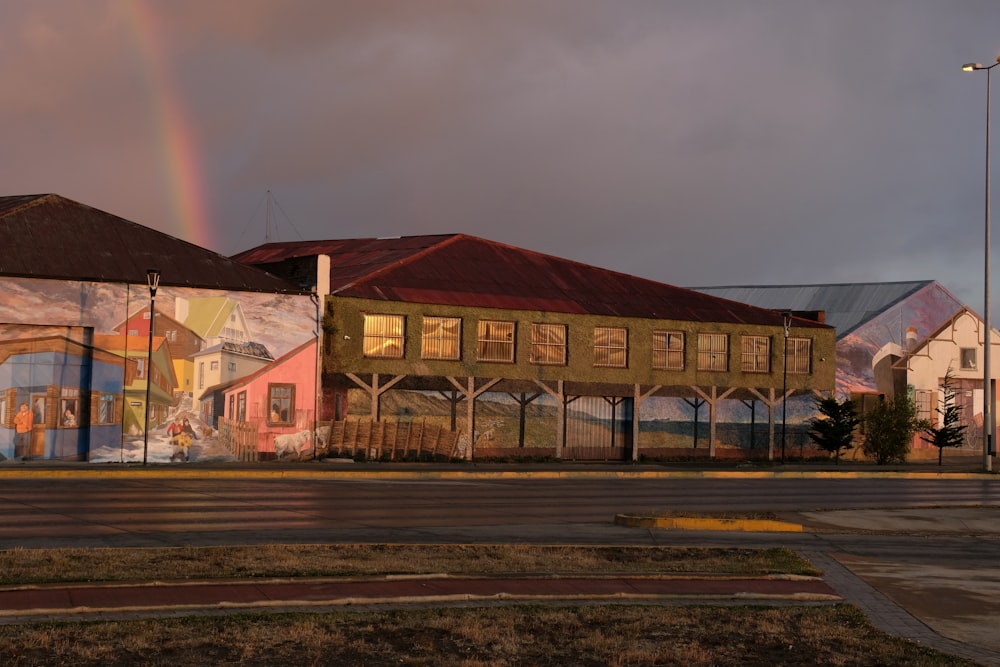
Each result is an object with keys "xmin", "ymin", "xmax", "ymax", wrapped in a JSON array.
[{"xmin": 274, "ymin": 430, "xmax": 312, "ymax": 460}]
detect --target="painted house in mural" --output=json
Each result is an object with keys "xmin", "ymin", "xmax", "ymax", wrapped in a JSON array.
[
  {"xmin": 0, "ymin": 194, "xmax": 316, "ymax": 463},
  {"xmin": 192, "ymin": 341, "xmax": 274, "ymax": 426},
  {"xmin": 874, "ymin": 307, "xmax": 1000, "ymax": 451},
  {"xmin": 235, "ymin": 234, "xmax": 837, "ymax": 461},
  {"xmin": 92, "ymin": 334, "xmax": 177, "ymax": 437},
  {"xmin": 114, "ymin": 308, "xmax": 205, "ymax": 399},
  {"xmin": 0, "ymin": 333, "xmax": 132, "ymax": 460},
  {"xmin": 209, "ymin": 338, "xmax": 318, "ymax": 460}
]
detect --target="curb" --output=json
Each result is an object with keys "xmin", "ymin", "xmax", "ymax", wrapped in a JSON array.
[
  {"xmin": 614, "ymin": 514, "xmax": 804, "ymax": 532},
  {"xmin": 0, "ymin": 467, "xmax": 990, "ymax": 481}
]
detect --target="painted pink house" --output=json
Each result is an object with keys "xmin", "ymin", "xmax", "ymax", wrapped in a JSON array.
[{"xmin": 216, "ymin": 338, "xmax": 317, "ymax": 459}]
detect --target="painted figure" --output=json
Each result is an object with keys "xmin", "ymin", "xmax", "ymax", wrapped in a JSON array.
[
  {"xmin": 62, "ymin": 408, "xmax": 77, "ymax": 428},
  {"xmin": 13, "ymin": 403, "xmax": 33, "ymax": 460},
  {"xmin": 166, "ymin": 419, "xmax": 187, "ymax": 462}
]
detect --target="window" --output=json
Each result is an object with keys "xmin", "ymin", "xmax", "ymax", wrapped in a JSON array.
[
  {"xmin": 961, "ymin": 348, "xmax": 977, "ymax": 370},
  {"xmin": 136, "ymin": 358, "xmax": 146, "ymax": 379},
  {"xmin": 697, "ymin": 333, "xmax": 728, "ymax": 371},
  {"xmin": 165, "ymin": 330, "xmax": 177, "ymax": 342},
  {"xmin": 741, "ymin": 335, "xmax": 770, "ymax": 373},
  {"xmin": 421, "ymin": 316, "xmax": 461, "ymax": 360},
  {"xmin": 60, "ymin": 388, "xmax": 80, "ymax": 429},
  {"xmin": 267, "ymin": 383, "xmax": 295, "ymax": 425},
  {"xmin": 237, "ymin": 391, "xmax": 247, "ymax": 421},
  {"xmin": 198, "ymin": 362, "xmax": 204, "ymax": 389},
  {"xmin": 594, "ymin": 327, "xmax": 627, "ymax": 368},
  {"xmin": 363, "ymin": 314, "xmax": 405, "ymax": 358},
  {"xmin": 531, "ymin": 323, "xmax": 568, "ymax": 365},
  {"xmin": 210, "ymin": 360, "xmax": 219, "ymax": 371},
  {"xmin": 477, "ymin": 320, "xmax": 515, "ymax": 362},
  {"xmin": 228, "ymin": 362, "xmax": 237, "ymax": 372},
  {"xmin": 128, "ymin": 329, "xmax": 138, "ymax": 337},
  {"xmin": 98, "ymin": 393, "xmax": 116, "ymax": 424},
  {"xmin": 653, "ymin": 331, "xmax": 684, "ymax": 370},
  {"xmin": 228, "ymin": 395, "xmax": 235, "ymax": 419},
  {"xmin": 786, "ymin": 337, "xmax": 812, "ymax": 374},
  {"xmin": 914, "ymin": 389, "xmax": 934, "ymax": 424}
]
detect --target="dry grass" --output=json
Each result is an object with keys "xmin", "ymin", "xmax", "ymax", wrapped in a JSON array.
[
  {"xmin": 0, "ymin": 545, "xmax": 976, "ymax": 666},
  {"xmin": 0, "ymin": 605, "xmax": 976, "ymax": 666},
  {"xmin": 0, "ymin": 544, "xmax": 818, "ymax": 584}
]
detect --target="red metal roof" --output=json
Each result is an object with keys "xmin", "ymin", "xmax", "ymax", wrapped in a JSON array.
[
  {"xmin": 237, "ymin": 234, "xmax": 828, "ymax": 328},
  {"xmin": 0, "ymin": 194, "xmax": 305, "ymax": 293}
]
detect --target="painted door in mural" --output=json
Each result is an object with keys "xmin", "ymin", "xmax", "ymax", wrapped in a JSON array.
[
  {"xmin": 955, "ymin": 379, "xmax": 982, "ymax": 449},
  {"xmin": 30, "ymin": 394, "xmax": 46, "ymax": 458}
]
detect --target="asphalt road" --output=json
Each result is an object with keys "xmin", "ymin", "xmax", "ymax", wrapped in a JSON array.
[{"xmin": 1, "ymin": 474, "xmax": 998, "ymax": 549}]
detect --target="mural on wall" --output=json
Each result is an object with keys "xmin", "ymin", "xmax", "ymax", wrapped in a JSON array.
[{"xmin": 0, "ymin": 277, "xmax": 316, "ymax": 463}]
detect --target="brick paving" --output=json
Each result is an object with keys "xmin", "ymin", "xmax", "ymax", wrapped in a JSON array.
[{"xmin": 803, "ymin": 550, "xmax": 1000, "ymax": 667}]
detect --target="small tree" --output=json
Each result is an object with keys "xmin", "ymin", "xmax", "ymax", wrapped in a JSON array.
[
  {"xmin": 862, "ymin": 394, "xmax": 928, "ymax": 465},
  {"xmin": 921, "ymin": 370, "xmax": 968, "ymax": 466},
  {"xmin": 807, "ymin": 395, "xmax": 861, "ymax": 463}
]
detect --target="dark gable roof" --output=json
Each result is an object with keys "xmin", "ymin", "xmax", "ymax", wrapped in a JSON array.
[
  {"xmin": 236, "ymin": 234, "xmax": 828, "ymax": 328},
  {"xmin": 0, "ymin": 194, "xmax": 305, "ymax": 294}
]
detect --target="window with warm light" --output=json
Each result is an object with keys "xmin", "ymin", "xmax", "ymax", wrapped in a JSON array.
[
  {"xmin": 421, "ymin": 316, "xmax": 461, "ymax": 360},
  {"xmin": 477, "ymin": 320, "xmax": 515, "ymax": 362},
  {"xmin": 594, "ymin": 326, "xmax": 627, "ymax": 368},
  {"xmin": 531, "ymin": 323, "xmax": 568, "ymax": 365},
  {"xmin": 653, "ymin": 331, "xmax": 685, "ymax": 370},
  {"xmin": 741, "ymin": 335, "xmax": 770, "ymax": 373},
  {"xmin": 786, "ymin": 337, "xmax": 812, "ymax": 374},
  {"xmin": 363, "ymin": 314, "xmax": 405, "ymax": 359},
  {"xmin": 697, "ymin": 333, "xmax": 728, "ymax": 371}
]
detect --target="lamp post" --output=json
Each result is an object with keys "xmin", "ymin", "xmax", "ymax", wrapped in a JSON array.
[
  {"xmin": 781, "ymin": 311, "xmax": 791, "ymax": 464},
  {"xmin": 964, "ymin": 57, "xmax": 1000, "ymax": 473},
  {"xmin": 142, "ymin": 269, "xmax": 160, "ymax": 465}
]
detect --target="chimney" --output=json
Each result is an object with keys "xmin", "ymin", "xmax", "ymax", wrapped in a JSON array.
[{"xmin": 906, "ymin": 326, "xmax": 919, "ymax": 350}]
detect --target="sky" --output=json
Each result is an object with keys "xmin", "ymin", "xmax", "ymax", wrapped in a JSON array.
[{"xmin": 3, "ymin": 1, "xmax": 1000, "ymax": 313}]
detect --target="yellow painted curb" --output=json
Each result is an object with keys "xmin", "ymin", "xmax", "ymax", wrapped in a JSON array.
[
  {"xmin": 0, "ymin": 468, "xmax": 989, "ymax": 481},
  {"xmin": 614, "ymin": 514, "xmax": 804, "ymax": 532}
]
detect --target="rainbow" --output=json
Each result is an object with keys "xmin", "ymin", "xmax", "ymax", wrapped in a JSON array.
[{"xmin": 123, "ymin": 0, "xmax": 215, "ymax": 250}]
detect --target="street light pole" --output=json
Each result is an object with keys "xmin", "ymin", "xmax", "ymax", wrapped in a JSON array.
[
  {"xmin": 142, "ymin": 269, "xmax": 160, "ymax": 466},
  {"xmin": 964, "ymin": 58, "xmax": 1000, "ymax": 473},
  {"xmin": 781, "ymin": 311, "xmax": 791, "ymax": 464}
]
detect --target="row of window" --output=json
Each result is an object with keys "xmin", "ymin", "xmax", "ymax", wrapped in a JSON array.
[
  {"xmin": 1, "ymin": 387, "xmax": 121, "ymax": 430},
  {"xmin": 361, "ymin": 314, "xmax": 812, "ymax": 374}
]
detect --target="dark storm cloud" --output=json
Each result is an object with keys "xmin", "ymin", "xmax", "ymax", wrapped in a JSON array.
[{"xmin": 1, "ymin": 0, "xmax": 1000, "ymax": 312}]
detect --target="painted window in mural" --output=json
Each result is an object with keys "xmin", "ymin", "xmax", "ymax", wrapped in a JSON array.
[
  {"xmin": 97, "ymin": 393, "xmax": 116, "ymax": 424},
  {"xmin": 961, "ymin": 348, "xmax": 977, "ymax": 370},
  {"xmin": 741, "ymin": 335, "xmax": 770, "ymax": 373},
  {"xmin": 136, "ymin": 358, "xmax": 147, "ymax": 379},
  {"xmin": 363, "ymin": 314, "xmax": 405, "ymax": 358},
  {"xmin": 421, "ymin": 316, "xmax": 461, "ymax": 360},
  {"xmin": 268, "ymin": 384, "xmax": 295, "ymax": 425},
  {"xmin": 531, "ymin": 323, "xmax": 567, "ymax": 366},
  {"xmin": 698, "ymin": 332, "xmax": 728, "ymax": 371},
  {"xmin": 60, "ymin": 387, "xmax": 80, "ymax": 428},
  {"xmin": 237, "ymin": 391, "xmax": 247, "ymax": 421},
  {"xmin": 652, "ymin": 331, "xmax": 684, "ymax": 370},
  {"xmin": 594, "ymin": 327, "xmax": 627, "ymax": 368},
  {"xmin": 786, "ymin": 337, "xmax": 812, "ymax": 374},
  {"xmin": 477, "ymin": 320, "xmax": 515, "ymax": 362}
]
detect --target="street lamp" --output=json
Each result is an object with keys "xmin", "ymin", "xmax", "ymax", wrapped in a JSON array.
[
  {"xmin": 964, "ymin": 57, "xmax": 1000, "ymax": 473},
  {"xmin": 142, "ymin": 269, "xmax": 160, "ymax": 465},
  {"xmin": 781, "ymin": 311, "xmax": 791, "ymax": 464}
]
